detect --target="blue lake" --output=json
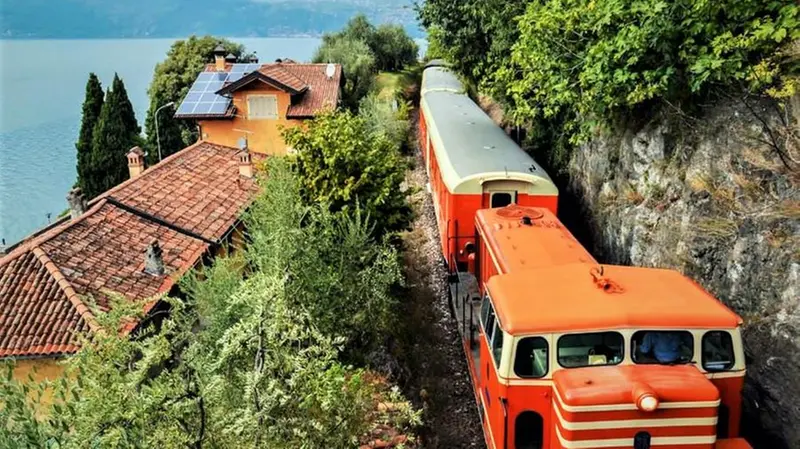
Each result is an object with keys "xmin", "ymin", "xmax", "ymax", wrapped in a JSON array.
[{"xmin": 0, "ymin": 38, "xmax": 323, "ymax": 245}]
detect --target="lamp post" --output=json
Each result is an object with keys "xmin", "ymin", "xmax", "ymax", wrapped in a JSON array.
[{"xmin": 154, "ymin": 101, "xmax": 175, "ymax": 162}]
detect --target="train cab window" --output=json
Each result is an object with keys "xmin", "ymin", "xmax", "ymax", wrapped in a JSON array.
[
  {"xmin": 490, "ymin": 192, "xmax": 514, "ymax": 208},
  {"xmin": 558, "ymin": 332, "xmax": 623, "ymax": 368},
  {"xmin": 482, "ymin": 300, "xmax": 497, "ymax": 342},
  {"xmin": 491, "ymin": 322, "xmax": 504, "ymax": 367},
  {"xmin": 480, "ymin": 295, "xmax": 491, "ymax": 332},
  {"xmin": 514, "ymin": 337, "xmax": 548, "ymax": 378},
  {"xmin": 702, "ymin": 331, "xmax": 735, "ymax": 371},
  {"xmin": 632, "ymin": 331, "xmax": 693, "ymax": 365}
]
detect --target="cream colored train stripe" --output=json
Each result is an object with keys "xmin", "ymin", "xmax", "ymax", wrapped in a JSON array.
[
  {"xmin": 556, "ymin": 427, "xmax": 716, "ymax": 449},
  {"xmin": 478, "ymin": 393, "xmax": 498, "ymax": 449},
  {"xmin": 553, "ymin": 401, "xmax": 717, "ymax": 430},
  {"xmin": 554, "ymin": 388, "xmax": 721, "ymax": 413}
]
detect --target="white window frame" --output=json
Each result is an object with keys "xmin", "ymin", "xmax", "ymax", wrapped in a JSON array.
[
  {"xmin": 247, "ymin": 94, "xmax": 279, "ymax": 120},
  {"xmin": 490, "ymin": 191, "xmax": 516, "ymax": 208}
]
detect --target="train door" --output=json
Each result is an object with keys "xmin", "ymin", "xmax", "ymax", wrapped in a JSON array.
[
  {"xmin": 483, "ymin": 180, "xmax": 527, "ymax": 209},
  {"xmin": 479, "ymin": 295, "xmax": 508, "ymax": 449}
]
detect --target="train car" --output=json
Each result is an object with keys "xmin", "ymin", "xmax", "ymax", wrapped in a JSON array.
[
  {"xmin": 449, "ymin": 205, "xmax": 749, "ymax": 449},
  {"xmin": 419, "ymin": 64, "xmax": 465, "ymax": 167},
  {"xmin": 419, "ymin": 66, "xmax": 558, "ymax": 270}
]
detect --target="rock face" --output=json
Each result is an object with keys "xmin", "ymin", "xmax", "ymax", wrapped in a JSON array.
[{"xmin": 568, "ymin": 98, "xmax": 800, "ymax": 448}]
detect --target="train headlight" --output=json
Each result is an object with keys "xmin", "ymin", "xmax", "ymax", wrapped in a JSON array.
[{"xmin": 637, "ymin": 394, "xmax": 660, "ymax": 412}]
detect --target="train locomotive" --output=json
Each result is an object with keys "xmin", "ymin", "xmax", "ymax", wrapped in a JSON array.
[{"xmin": 419, "ymin": 61, "xmax": 752, "ymax": 449}]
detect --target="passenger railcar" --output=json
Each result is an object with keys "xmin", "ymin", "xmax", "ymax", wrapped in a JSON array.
[
  {"xmin": 448, "ymin": 205, "xmax": 750, "ymax": 449},
  {"xmin": 419, "ymin": 65, "xmax": 558, "ymax": 270}
]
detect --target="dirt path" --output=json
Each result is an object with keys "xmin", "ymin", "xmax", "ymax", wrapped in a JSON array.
[{"xmin": 395, "ymin": 112, "xmax": 485, "ymax": 449}]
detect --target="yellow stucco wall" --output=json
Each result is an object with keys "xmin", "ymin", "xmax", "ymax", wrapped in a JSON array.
[
  {"xmin": 11, "ymin": 358, "xmax": 66, "ymax": 382},
  {"xmin": 199, "ymin": 83, "xmax": 305, "ymax": 155}
]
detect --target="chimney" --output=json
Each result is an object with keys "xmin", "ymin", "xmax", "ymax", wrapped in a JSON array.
[
  {"xmin": 66, "ymin": 187, "xmax": 87, "ymax": 219},
  {"xmin": 127, "ymin": 146, "xmax": 145, "ymax": 178},
  {"xmin": 144, "ymin": 240, "xmax": 165, "ymax": 276},
  {"xmin": 238, "ymin": 148, "xmax": 253, "ymax": 179},
  {"xmin": 213, "ymin": 44, "xmax": 226, "ymax": 72},
  {"xmin": 225, "ymin": 53, "xmax": 237, "ymax": 63}
]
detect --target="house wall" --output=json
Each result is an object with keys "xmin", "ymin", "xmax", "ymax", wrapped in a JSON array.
[
  {"xmin": 199, "ymin": 83, "xmax": 305, "ymax": 155},
  {"xmin": 11, "ymin": 357, "xmax": 65, "ymax": 383}
]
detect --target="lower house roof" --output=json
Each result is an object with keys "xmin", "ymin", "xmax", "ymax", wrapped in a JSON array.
[{"xmin": 0, "ymin": 141, "xmax": 261, "ymax": 359}]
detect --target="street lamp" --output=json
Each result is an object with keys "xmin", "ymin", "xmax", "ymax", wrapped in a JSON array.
[{"xmin": 154, "ymin": 101, "xmax": 175, "ymax": 162}]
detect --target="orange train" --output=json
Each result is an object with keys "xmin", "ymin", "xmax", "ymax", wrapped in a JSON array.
[{"xmin": 420, "ymin": 62, "xmax": 752, "ymax": 449}]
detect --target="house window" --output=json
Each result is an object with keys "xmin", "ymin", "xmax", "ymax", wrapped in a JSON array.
[{"xmin": 248, "ymin": 95, "xmax": 278, "ymax": 119}]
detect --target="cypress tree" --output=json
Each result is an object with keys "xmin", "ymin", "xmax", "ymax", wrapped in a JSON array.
[
  {"xmin": 75, "ymin": 73, "xmax": 104, "ymax": 191},
  {"xmin": 85, "ymin": 73, "xmax": 141, "ymax": 198}
]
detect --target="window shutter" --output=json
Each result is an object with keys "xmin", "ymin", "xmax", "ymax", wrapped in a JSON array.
[{"xmin": 248, "ymin": 95, "xmax": 278, "ymax": 119}]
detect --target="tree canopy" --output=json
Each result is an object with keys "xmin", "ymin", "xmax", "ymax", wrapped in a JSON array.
[
  {"xmin": 75, "ymin": 73, "xmax": 104, "ymax": 192},
  {"xmin": 283, "ymin": 111, "xmax": 412, "ymax": 237},
  {"xmin": 144, "ymin": 36, "xmax": 245, "ymax": 164},
  {"xmin": 313, "ymin": 14, "xmax": 418, "ymax": 109},
  {"xmin": 83, "ymin": 73, "xmax": 141, "ymax": 198},
  {"xmin": 418, "ymin": 0, "xmax": 800, "ymax": 171}
]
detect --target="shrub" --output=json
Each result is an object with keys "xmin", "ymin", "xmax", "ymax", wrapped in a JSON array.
[
  {"xmin": 283, "ymin": 111, "xmax": 412, "ymax": 237},
  {"xmin": 359, "ymin": 93, "xmax": 410, "ymax": 151},
  {"xmin": 495, "ymin": 0, "xmax": 800, "ymax": 141}
]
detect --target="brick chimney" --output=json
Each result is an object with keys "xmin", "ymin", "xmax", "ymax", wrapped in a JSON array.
[
  {"xmin": 238, "ymin": 148, "xmax": 253, "ymax": 179},
  {"xmin": 144, "ymin": 239, "xmax": 165, "ymax": 276},
  {"xmin": 66, "ymin": 187, "xmax": 87, "ymax": 219},
  {"xmin": 127, "ymin": 146, "xmax": 145, "ymax": 178},
  {"xmin": 214, "ymin": 44, "xmax": 226, "ymax": 72}
]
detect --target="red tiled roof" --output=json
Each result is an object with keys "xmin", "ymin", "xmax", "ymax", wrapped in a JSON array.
[
  {"xmin": 258, "ymin": 65, "xmax": 309, "ymax": 93},
  {"xmin": 283, "ymin": 63, "xmax": 342, "ymax": 118},
  {"xmin": 205, "ymin": 62, "xmax": 342, "ymax": 118},
  {"xmin": 0, "ymin": 141, "xmax": 261, "ymax": 359}
]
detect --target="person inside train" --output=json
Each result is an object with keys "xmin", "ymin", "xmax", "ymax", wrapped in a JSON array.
[{"xmin": 639, "ymin": 331, "xmax": 683, "ymax": 363}]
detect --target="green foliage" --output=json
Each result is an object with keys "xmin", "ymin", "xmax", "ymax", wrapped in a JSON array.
[
  {"xmin": 372, "ymin": 24, "xmax": 419, "ymax": 72},
  {"xmin": 0, "ymin": 160, "xmax": 419, "ymax": 449},
  {"xmin": 144, "ymin": 36, "xmax": 245, "ymax": 164},
  {"xmin": 496, "ymin": 0, "xmax": 800, "ymax": 142},
  {"xmin": 314, "ymin": 35, "xmax": 376, "ymax": 110},
  {"xmin": 417, "ymin": 0, "xmax": 525, "ymax": 89},
  {"xmin": 359, "ymin": 93, "xmax": 410, "ymax": 152},
  {"xmin": 84, "ymin": 73, "xmax": 141, "ymax": 198},
  {"xmin": 75, "ymin": 73, "xmax": 104, "ymax": 192},
  {"xmin": 314, "ymin": 15, "xmax": 418, "ymax": 108},
  {"xmin": 283, "ymin": 111, "xmax": 412, "ymax": 237},
  {"xmin": 420, "ymin": 0, "xmax": 800, "ymax": 173}
]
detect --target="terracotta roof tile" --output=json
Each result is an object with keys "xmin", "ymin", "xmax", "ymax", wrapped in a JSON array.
[
  {"xmin": 258, "ymin": 65, "xmax": 308, "ymax": 93},
  {"xmin": 0, "ymin": 141, "xmax": 260, "ymax": 358}
]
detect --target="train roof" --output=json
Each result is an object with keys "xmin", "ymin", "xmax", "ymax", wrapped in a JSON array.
[
  {"xmin": 476, "ymin": 206, "xmax": 595, "ymax": 274},
  {"xmin": 421, "ymin": 66, "xmax": 465, "ymax": 95},
  {"xmin": 487, "ymin": 264, "xmax": 743, "ymax": 335},
  {"xmin": 421, "ymin": 90, "xmax": 556, "ymax": 195}
]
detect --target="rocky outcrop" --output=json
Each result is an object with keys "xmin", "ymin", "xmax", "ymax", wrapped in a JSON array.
[{"xmin": 568, "ymin": 98, "xmax": 800, "ymax": 448}]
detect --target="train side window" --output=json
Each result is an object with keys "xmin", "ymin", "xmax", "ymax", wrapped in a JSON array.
[
  {"xmin": 480, "ymin": 295, "xmax": 490, "ymax": 330},
  {"xmin": 490, "ymin": 192, "xmax": 513, "ymax": 208},
  {"xmin": 514, "ymin": 337, "xmax": 548, "ymax": 378},
  {"xmin": 485, "ymin": 307, "xmax": 496, "ymax": 342},
  {"xmin": 491, "ymin": 322, "xmax": 504, "ymax": 367},
  {"xmin": 702, "ymin": 331, "xmax": 735, "ymax": 371},
  {"xmin": 558, "ymin": 332, "xmax": 624, "ymax": 368}
]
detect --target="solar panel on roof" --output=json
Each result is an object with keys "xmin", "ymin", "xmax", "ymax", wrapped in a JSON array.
[{"xmin": 175, "ymin": 64, "xmax": 264, "ymax": 117}]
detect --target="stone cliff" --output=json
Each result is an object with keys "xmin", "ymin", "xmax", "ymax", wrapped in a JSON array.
[{"xmin": 568, "ymin": 97, "xmax": 799, "ymax": 448}]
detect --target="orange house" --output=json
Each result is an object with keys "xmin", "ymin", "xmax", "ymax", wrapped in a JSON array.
[{"xmin": 174, "ymin": 47, "xmax": 343, "ymax": 155}]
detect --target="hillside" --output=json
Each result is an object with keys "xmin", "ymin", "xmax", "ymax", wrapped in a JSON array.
[{"xmin": 0, "ymin": 0, "xmax": 420, "ymax": 39}]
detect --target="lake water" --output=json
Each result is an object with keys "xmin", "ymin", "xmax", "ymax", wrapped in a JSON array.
[{"xmin": 0, "ymin": 38, "xmax": 323, "ymax": 245}]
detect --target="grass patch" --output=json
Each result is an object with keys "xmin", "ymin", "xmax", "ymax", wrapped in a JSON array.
[{"xmin": 693, "ymin": 217, "xmax": 739, "ymax": 240}]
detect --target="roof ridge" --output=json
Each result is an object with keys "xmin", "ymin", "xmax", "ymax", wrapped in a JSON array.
[
  {"xmin": 31, "ymin": 246, "xmax": 101, "ymax": 333},
  {"xmin": 0, "ymin": 199, "xmax": 110, "ymax": 268}
]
